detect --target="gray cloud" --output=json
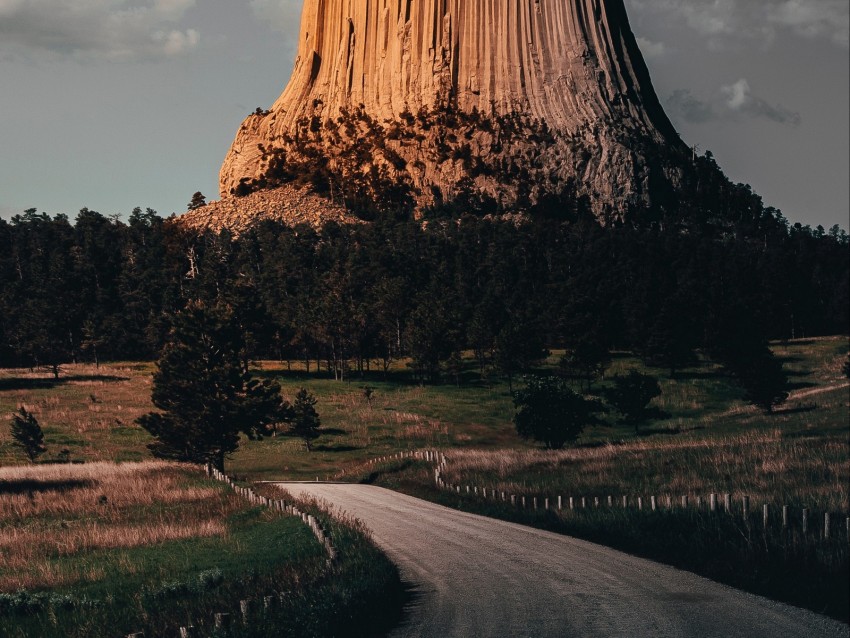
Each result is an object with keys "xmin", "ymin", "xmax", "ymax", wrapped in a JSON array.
[
  {"xmin": 636, "ymin": 36, "xmax": 666, "ymax": 59},
  {"xmin": 249, "ymin": 0, "xmax": 303, "ymax": 34},
  {"xmin": 0, "ymin": 0, "xmax": 200, "ymax": 60},
  {"xmin": 667, "ymin": 79, "xmax": 802, "ymax": 126},
  {"xmin": 630, "ymin": 0, "xmax": 848, "ymax": 48}
]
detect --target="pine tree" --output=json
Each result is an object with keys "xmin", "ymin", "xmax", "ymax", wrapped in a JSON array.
[
  {"xmin": 10, "ymin": 407, "xmax": 46, "ymax": 462},
  {"xmin": 136, "ymin": 301, "xmax": 286, "ymax": 471},
  {"xmin": 291, "ymin": 388, "xmax": 321, "ymax": 451},
  {"xmin": 187, "ymin": 192, "xmax": 207, "ymax": 211},
  {"xmin": 605, "ymin": 371, "xmax": 666, "ymax": 434}
]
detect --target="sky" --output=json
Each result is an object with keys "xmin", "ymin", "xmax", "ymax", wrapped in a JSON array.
[{"xmin": 0, "ymin": 0, "xmax": 847, "ymax": 229}]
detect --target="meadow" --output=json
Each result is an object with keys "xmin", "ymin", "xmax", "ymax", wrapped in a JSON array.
[
  {"xmin": 0, "ymin": 336, "xmax": 847, "ymax": 625},
  {"xmin": 0, "ymin": 462, "xmax": 402, "ymax": 637}
]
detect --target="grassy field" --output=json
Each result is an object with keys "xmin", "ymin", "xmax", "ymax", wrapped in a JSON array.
[
  {"xmin": 0, "ymin": 337, "xmax": 847, "ymax": 626},
  {"xmin": 1, "ymin": 338, "xmax": 847, "ymax": 490},
  {"xmin": 0, "ymin": 462, "xmax": 403, "ymax": 637}
]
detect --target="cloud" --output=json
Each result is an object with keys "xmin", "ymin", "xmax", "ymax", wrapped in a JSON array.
[
  {"xmin": 667, "ymin": 79, "xmax": 802, "ymax": 126},
  {"xmin": 636, "ymin": 36, "xmax": 666, "ymax": 59},
  {"xmin": 721, "ymin": 79, "xmax": 802, "ymax": 125},
  {"xmin": 630, "ymin": 0, "xmax": 849, "ymax": 48},
  {"xmin": 249, "ymin": 0, "xmax": 303, "ymax": 34},
  {"xmin": 0, "ymin": 0, "xmax": 201, "ymax": 61}
]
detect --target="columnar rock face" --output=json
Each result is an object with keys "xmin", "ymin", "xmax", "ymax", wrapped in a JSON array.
[{"xmin": 220, "ymin": 0, "xmax": 686, "ymax": 219}]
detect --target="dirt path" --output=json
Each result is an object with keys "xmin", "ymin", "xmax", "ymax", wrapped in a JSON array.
[{"xmin": 275, "ymin": 484, "xmax": 845, "ymax": 638}]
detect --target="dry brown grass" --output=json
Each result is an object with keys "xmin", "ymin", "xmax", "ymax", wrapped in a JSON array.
[
  {"xmin": 442, "ymin": 428, "xmax": 849, "ymax": 511},
  {"xmin": 0, "ymin": 461, "xmax": 242, "ymax": 592},
  {"xmin": 0, "ymin": 363, "xmax": 155, "ymax": 464}
]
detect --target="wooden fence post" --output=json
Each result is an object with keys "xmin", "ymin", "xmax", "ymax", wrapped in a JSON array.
[
  {"xmin": 622, "ymin": 495, "xmax": 628, "ymax": 508},
  {"xmin": 637, "ymin": 497, "xmax": 643, "ymax": 511},
  {"xmin": 681, "ymin": 495, "xmax": 688, "ymax": 508},
  {"xmin": 558, "ymin": 495, "xmax": 562, "ymax": 510},
  {"xmin": 544, "ymin": 498, "xmax": 549, "ymax": 510},
  {"xmin": 533, "ymin": 497, "xmax": 538, "ymax": 510},
  {"xmin": 710, "ymin": 493, "xmax": 717, "ymax": 512},
  {"xmin": 569, "ymin": 497, "xmax": 575, "ymax": 510},
  {"xmin": 594, "ymin": 497, "xmax": 600, "ymax": 508},
  {"xmin": 607, "ymin": 496, "xmax": 613, "ymax": 507},
  {"xmin": 581, "ymin": 497, "xmax": 587, "ymax": 509},
  {"xmin": 846, "ymin": 517, "xmax": 849, "ymax": 543},
  {"xmin": 802, "ymin": 508, "xmax": 809, "ymax": 535},
  {"xmin": 241, "ymin": 599, "xmax": 251, "ymax": 623},
  {"xmin": 724, "ymin": 493, "xmax": 731, "ymax": 513},
  {"xmin": 742, "ymin": 496, "xmax": 750, "ymax": 519},
  {"xmin": 179, "ymin": 627, "xmax": 196, "ymax": 638},
  {"xmin": 763, "ymin": 504, "xmax": 769, "ymax": 529},
  {"xmin": 782, "ymin": 506, "xmax": 789, "ymax": 529},
  {"xmin": 650, "ymin": 496, "xmax": 657, "ymax": 512},
  {"xmin": 824, "ymin": 513, "xmax": 830, "ymax": 540},
  {"xmin": 522, "ymin": 496, "xmax": 526, "ymax": 508}
]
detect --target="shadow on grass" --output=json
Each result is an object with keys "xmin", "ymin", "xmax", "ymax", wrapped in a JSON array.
[
  {"xmin": 670, "ymin": 370, "xmax": 718, "ymax": 381},
  {"xmin": 254, "ymin": 365, "xmax": 500, "ymax": 390},
  {"xmin": 0, "ymin": 375, "xmax": 129, "ymax": 391},
  {"xmin": 0, "ymin": 479, "xmax": 95, "ymax": 494},
  {"xmin": 320, "ymin": 428, "xmax": 348, "ymax": 436},
  {"xmin": 312, "ymin": 444, "xmax": 361, "ymax": 453},
  {"xmin": 776, "ymin": 403, "xmax": 819, "ymax": 415},
  {"xmin": 636, "ymin": 426, "xmax": 689, "ymax": 436},
  {"xmin": 787, "ymin": 381, "xmax": 818, "ymax": 391}
]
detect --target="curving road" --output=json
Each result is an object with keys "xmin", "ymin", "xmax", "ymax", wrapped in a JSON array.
[{"xmin": 275, "ymin": 483, "xmax": 846, "ymax": 638}]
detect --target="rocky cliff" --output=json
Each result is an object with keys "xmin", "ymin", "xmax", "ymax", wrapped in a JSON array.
[{"xmin": 218, "ymin": 0, "xmax": 687, "ymax": 221}]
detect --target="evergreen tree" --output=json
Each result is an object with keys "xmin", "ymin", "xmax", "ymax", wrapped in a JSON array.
[
  {"xmin": 10, "ymin": 407, "xmax": 46, "ymax": 462},
  {"xmin": 188, "ymin": 192, "xmax": 207, "ymax": 211},
  {"xmin": 136, "ymin": 301, "xmax": 286, "ymax": 470},
  {"xmin": 605, "ymin": 371, "xmax": 666, "ymax": 434},
  {"xmin": 493, "ymin": 320, "xmax": 548, "ymax": 392},
  {"xmin": 736, "ymin": 352, "xmax": 790, "ymax": 414},
  {"xmin": 559, "ymin": 336, "xmax": 611, "ymax": 391},
  {"xmin": 291, "ymin": 388, "xmax": 321, "ymax": 451},
  {"xmin": 513, "ymin": 376, "xmax": 604, "ymax": 449}
]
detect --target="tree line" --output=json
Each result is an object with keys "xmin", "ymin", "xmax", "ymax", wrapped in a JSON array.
[{"xmin": 0, "ymin": 200, "xmax": 846, "ymax": 389}]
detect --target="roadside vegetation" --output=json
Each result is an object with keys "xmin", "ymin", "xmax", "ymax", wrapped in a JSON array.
[
  {"xmin": 0, "ymin": 337, "xmax": 846, "ymax": 626},
  {"xmin": 0, "ymin": 462, "xmax": 403, "ymax": 637}
]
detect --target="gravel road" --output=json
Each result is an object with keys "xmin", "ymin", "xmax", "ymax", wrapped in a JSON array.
[{"xmin": 275, "ymin": 483, "xmax": 846, "ymax": 638}]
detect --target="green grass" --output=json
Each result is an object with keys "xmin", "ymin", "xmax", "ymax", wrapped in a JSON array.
[
  {"xmin": 0, "ymin": 336, "xmax": 846, "ymax": 629},
  {"xmin": 0, "ymin": 463, "xmax": 404, "ymax": 638}
]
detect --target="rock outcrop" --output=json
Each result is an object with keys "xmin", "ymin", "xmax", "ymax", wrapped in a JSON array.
[
  {"xmin": 180, "ymin": 184, "xmax": 360, "ymax": 236},
  {"xmin": 218, "ymin": 0, "xmax": 687, "ymax": 222}
]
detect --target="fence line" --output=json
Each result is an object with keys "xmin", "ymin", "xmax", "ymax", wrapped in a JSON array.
[
  {"xmin": 126, "ymin": 465, "xmax": 340, "ymax": 637},
  {"xmin": 423, "ymin": 451, "xmax": 848, "ymax": 543}
]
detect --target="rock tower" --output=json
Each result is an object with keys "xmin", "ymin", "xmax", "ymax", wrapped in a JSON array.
[{"xmin": 219, "ymin": 0, "xmax": 686, "ymax": 220}]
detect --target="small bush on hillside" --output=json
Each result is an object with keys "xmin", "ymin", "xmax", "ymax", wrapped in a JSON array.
[
  {"xmin": 10, "ymin": 407, "xmax": 46, "ymax": 462},
  {"xmin": 513, "ymin": 376, "xmax": 604, "ymax": 449}
]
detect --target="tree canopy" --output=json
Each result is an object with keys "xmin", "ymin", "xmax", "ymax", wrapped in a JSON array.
[
  {"xmin": 10, "ymin": 407, "xmax": 46, "ymax": 462},
  {"xmin": 513, "ymin": 376, "xmax": 604, "ymax": 449},
  {"xmin": 136, "ymin": 301, "xmax": 286, "ymax": 470},
  {"xmin": 605, "ymin": 371, "xmax": 666, "ymax": 434}
]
